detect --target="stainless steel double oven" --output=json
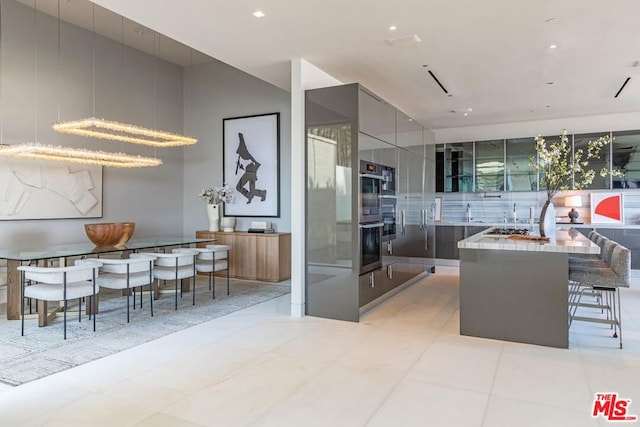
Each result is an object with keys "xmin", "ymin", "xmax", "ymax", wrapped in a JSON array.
[{"xmin": 359, "ymin": 160, "xmax": 396, "ymax": 275}]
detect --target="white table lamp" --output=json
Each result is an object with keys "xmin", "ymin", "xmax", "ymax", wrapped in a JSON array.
[{"xmin": 564, "ymin": 195, "xmax": 583, "ymax": 223}]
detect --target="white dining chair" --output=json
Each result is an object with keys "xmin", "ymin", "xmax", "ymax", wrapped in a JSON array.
[
  {"xmin": 174, "ymin": 245, "xmax": 230, "ymax": 303},
  {"xmin": 18, "ymin": 260, "xmax": 102, "ymax": 339},
  {"xmin": 206, "ymin": 244, "xmax": 231, "ymax": 295},
  {"xmin": 79, "ymin": 255, "xmax": 156, "ymax": 322},
  {"xmin": 136, "ymin": 250, "xmax": 197, "ymax": 310}
]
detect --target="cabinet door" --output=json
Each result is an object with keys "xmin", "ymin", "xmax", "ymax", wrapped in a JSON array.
[
  {"xmin": 435, "ymin": 226, "xmax": 465, "ymax": 259},
  {"xmin": 394, "ymin": 148, "xmax": 428, "ymax": 270},
  {"xmin": 396, "ymin": 110, "xmax": 422, "ymax": 155},
  {"xmin": 359, "ymin": 88, "xmax": 396, "ymax": 144}
]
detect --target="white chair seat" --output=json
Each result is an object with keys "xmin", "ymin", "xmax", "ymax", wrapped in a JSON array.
[
  {"xmin": 194, "ymin": 259, "xmax": 229, "ymax": 273},
  {"xmin": 153, "ymin": 265, "xmax": 197, "ymax": 280},
  {"xmin": 24, "ymin": 280, "xmax": 97, "ymax": 301},
  {"xmin": 97, "ymin": 271, "xmax": 153, "ymax": 289}
]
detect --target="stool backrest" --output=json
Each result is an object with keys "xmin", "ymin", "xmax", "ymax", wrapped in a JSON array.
[{"xmin": 610, "ymin": 244, "xmax": 631, "ymax": 286}]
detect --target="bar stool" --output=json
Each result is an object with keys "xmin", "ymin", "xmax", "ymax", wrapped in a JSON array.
[{"xmin": 569, "ymin": 244, "xmax": 630, "ymax": 349}]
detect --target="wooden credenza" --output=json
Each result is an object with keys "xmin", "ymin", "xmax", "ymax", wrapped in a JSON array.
[{"xmin": 195, "ymin": 231, "xmax": 291, "ymax": 282}]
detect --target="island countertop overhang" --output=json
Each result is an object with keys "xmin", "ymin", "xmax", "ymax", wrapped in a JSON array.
[{"xmin": 457, "ymin": 227, "xmax": 600, "ymax": 255}]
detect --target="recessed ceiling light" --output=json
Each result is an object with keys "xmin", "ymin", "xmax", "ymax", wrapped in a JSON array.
[
  {"xmin": 549, "ymin": 44, "xmax": 557, "ymax": 49},
  {"xmin": 253, "ymin": 11, "xmax": 265, "ymax": 18},
  {"xmin": 545, "ymin": 18, "xmax": 558, "ymax": 24},
  {"xmin": 389, "ymin": 25, "xmax": 397, "ymax": 31},
  {"xmin": 463, "ymin": 113, "xmax": 468, "ymax": 116},
  {"xmin": 467, "ymin": 108, "xmax": 473, "ymax": 112}
]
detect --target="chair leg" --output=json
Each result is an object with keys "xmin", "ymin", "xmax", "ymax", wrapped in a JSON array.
[
  {"xmin": 64, "ymin": 299, "xmax": 68, "ymax": 340},
  {"xmin": 227, "ymin": 267, "xmax": 230, "ymax": 296},
  {"xmin": 79, "ymin": 298, "xmax": 82, "ymax": 322},
  {"xmin": 149, "ymin": 283, "xmax": 154, "ymax": 316},
  {"xmin": 21, "ymin": 271, "xmax": 25, "ymax": 337},
  {"xmin": 211, "ymin": 272, "xmax": 215, "ymax": 299},
  {"xmin": 617, "ymin": 289, "xmax": 623, "ymax": 349}
]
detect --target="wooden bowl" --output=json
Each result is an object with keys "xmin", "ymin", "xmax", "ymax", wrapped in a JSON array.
[{"xmin": 84, "ymin": 222, "xmax": 135, "ymax": 247}]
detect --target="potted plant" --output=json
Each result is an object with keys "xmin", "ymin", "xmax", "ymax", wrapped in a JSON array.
[
  {"xmin": 199, "ymin": 185, "xmax": 234, "ymax": 231},
  {"xmin": 530, "ymin": 130, "xmax": 619, "ymax": 236}
]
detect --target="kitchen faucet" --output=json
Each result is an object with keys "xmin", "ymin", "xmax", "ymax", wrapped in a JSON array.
[
  {"xmin": 466, "ymin": 203, "xmax": 472, "ymax": 222},
  {"xmin": 512, "ymin": 203, "xmax": 517, "ymax": 223}
]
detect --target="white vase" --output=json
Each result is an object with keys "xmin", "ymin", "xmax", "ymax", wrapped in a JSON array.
[
  {"xmin": 206, "ymin": 203, "xmax": 220, "ymax": 232},
  {"xmin": 539, "ymin": 200, "xmax": 556, "ymax": 238},
  {"xmin": 222, "ymin": 217, "xmax": 236, "ymax": 232}
]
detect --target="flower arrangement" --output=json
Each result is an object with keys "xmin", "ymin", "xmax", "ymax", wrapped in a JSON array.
[
  {"xmin": 199, "ymin": 184, "xmax": 234, "ymax": 205},
  {"xmin": 530, "ymin": 130, "xmax": 620, "ymax": 201}
]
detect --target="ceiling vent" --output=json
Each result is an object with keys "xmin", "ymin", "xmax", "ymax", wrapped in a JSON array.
[
  {"xmin": 385, "ymin": 34, "xmax": 421, "ymax": 46},
  {"xmin": 615, "ymin": 77, "xmax": 631, "ymax": 98},
  {"xmin": 426, "ymin": 69, "xmax": 449, "ymax": 95}
]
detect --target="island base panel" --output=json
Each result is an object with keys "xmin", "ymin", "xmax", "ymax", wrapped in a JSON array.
[{"xmin": 459, "ymin": 248, "xmax": 569, "ymax": 348}]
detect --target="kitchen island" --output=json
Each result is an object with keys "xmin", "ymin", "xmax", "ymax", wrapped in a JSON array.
[{"xmin": 457, "ymin": 227, "xmax": 599, "ymax": 348}]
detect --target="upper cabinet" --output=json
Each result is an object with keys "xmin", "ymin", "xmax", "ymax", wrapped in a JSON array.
[
  {"xmin": 359, "ymin": 88, "xmax": 396, "ymax": 144},
  {"xmin": 505, "ymin": 137, "xmax": 536, "ymax": 191},
  {"xmin": 612, "ymin": 130, "xmax": 640, "ymax": 189},
  {"xmin": 396, "ymin": 110, "xmax": 422, "ymax": 154},
  {"xmin": 445, "ymin": 142, "xmax": 474, "ymax": 192},
  {"xmin": 475, "ymin": 140, "xmax": 504, "ymax": 192}
]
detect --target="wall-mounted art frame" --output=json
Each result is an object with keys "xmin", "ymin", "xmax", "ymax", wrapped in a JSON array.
[
  {"xmin": 590, "ymin": 192, "xmax": 624, "ymax": 224},
  {"xmin": 0, "ymin": 158, "xmax": 103, "ymax": 220},
  {"xmin": 433, "ymin": 197, "xmax": 443, "ymax": 222},
  {"xmin": 223, "ymin": 113, "xmax": 280, "ymax": 217}
]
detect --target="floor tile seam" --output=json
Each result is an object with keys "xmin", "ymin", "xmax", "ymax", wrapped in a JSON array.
[
  {"xmin": 361, "ymin": 334, "xmax": 439, "ymax": 426},
  {"xmin": 479, "ymin": 342, "xmax": 504, "ymax": 426},
  {"xmin": 133, "ymin": 412, "xmax": 207, "ymax": 427},
  {"xmin": 486, "ymin": 391, "xmax": 595, "ymax": 417},
  {"xmin": 241, "ymin": 358, "xmax": 341, "ymax": 424}
]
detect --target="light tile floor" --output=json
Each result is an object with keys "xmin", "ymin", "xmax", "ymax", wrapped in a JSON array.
[{"xmin": 1, "ymin": 267, "xmax": 639, "ymax": 426}]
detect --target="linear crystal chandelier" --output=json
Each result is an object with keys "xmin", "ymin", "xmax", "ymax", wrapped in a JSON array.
[
  {"xmin": 53, "ymin": 117, "xmax": 197, "ymax": 147},
  {"xmin": 0, "ymin": 143, "xmax": 163, "ymax": 168}
]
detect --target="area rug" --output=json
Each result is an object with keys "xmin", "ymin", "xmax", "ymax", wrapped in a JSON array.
[{"xmin": 0, "ymin": 278, "xmax": 290, "ymax": 386}]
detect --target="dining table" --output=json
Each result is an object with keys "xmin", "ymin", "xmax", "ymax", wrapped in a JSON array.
[{"xmin": 0, "ymin": 236, "xmax": 216, "ymax": 321}]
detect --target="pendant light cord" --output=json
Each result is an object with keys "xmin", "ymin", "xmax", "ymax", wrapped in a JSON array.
[{"xmin": 92, "ymin": 3, "xmax": 96, "ymax": 119}]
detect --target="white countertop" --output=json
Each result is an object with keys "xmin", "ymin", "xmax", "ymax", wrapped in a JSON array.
[
  {"xmin": 435, "ymin": 221, "xmax": 640, "ymax": 229},
  {"xmin": 457, "ymin": 226, "xmax": 600, "ymax": 254}
]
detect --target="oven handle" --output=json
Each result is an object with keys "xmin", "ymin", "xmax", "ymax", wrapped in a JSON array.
[
  {"xmin": 358, "ymin": 222, "xmax": 385, "ymax": 229},
  {"xmin": 359, "ymin": 173, "xmax": 385, "ymax": 180},
  {"xmin": 378, "ymin": 194, "xmax": 398, "ymax": 199}
]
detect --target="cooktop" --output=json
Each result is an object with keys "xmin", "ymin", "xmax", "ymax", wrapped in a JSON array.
[{"xmin": 486, "ymin": 227, "xmax": 529, "ymax": 236}]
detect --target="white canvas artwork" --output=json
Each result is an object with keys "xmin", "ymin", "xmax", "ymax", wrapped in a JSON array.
[
  {"xmin": 223, "ymin": 113, "xmax": 280, "ymax": 217},
  {"xmin": 0, "ymin": 159, "xmax": 102, "ymax": 220}
]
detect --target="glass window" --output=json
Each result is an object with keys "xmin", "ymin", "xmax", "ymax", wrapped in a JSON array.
[
  {"xmin": 505, "ymin": 137, "xmax": 536, "ymax": 191},
  {"xmin": 612, "ymin": 130, "xmax": 640, "ymax": 189},
  {"xmin": 574, "ymin": 132, "xmax": 611, "ymax": 190},
  {"xmin": 475, "ymin": 140, "xmax": 504, "ymax": 191},
  {"xmin": 445, "ymin": 142, "xmax": 473, "ymax": 192}
]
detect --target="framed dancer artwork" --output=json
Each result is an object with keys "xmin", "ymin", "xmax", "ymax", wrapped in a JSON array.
[{"xmin": 223, "ymin": 113, "xmax": 280, "ymax": 217}]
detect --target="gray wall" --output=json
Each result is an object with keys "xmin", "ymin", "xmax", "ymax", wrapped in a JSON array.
[
  {"xmin": 182, "ymin": 59, "xmax": 292, "ymax": 234},
  {"xmin": 0, "ymin": 0, "xmax": 185, "ymax": 248}
]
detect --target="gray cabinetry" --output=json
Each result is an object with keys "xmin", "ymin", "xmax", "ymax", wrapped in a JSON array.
[
  {"xmin": 435, "ymin": 225, "xmax": 489, "ymax": 259},
  {"xmin": 359, "ymin": 88, "xmax": 396, "ymax": 144},
  {"xmin": 306, "ymin": 82, "xmax": 432, "ymax": 321}
]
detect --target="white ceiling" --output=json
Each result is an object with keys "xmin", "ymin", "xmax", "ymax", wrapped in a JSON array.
[{"xmin": 75, "ymin": 1, "xmax": 640, "ymax": 129}]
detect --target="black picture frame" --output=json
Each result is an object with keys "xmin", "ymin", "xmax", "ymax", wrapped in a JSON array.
[{"xmin": 223, "ymin": 112, "xmax": 280, "ymax": 217}]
